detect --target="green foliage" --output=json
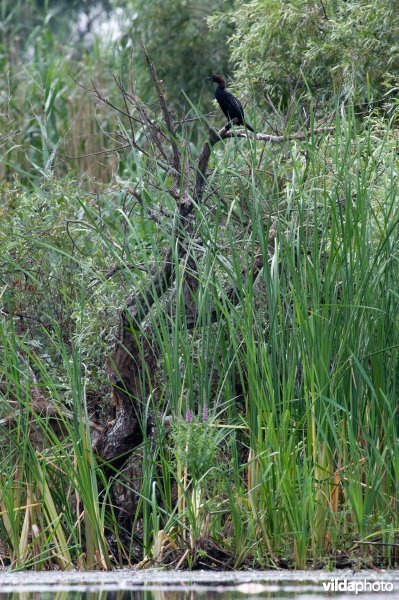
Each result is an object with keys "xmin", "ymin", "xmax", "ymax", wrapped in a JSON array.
[
  {"xmin": 0, "ymin": 178, "xmax": 143, "ymax": 396},
  {"xmin": 210, "ymin": 0, "xmax": 399, "ymax": 111},
  {"xmin": 170, "ymin": 413, "xmax": 220, "ymax": 483}
]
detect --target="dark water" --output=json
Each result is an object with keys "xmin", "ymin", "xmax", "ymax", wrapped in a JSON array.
[{"xmin": 0, "ymin": 570, "xmax": 398, "ymax": 599}]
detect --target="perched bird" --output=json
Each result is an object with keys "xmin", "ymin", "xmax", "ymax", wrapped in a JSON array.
[{"xmin": 206, "ymin": 74, "xmax": 254, "ymax": 132}]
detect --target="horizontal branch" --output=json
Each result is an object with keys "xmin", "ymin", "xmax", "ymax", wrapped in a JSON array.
[{"xmin": 222, "ymin": 126, "xmax": 335, "ymax": 143}]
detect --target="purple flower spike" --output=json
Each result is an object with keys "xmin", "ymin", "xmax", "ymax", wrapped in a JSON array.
[
  {"xmin": 202, "ymin": 406, "xmax": 208, "ymax": 422},
  {"xmin": 185, "ymin": 409, "xmax": 192, "ymax": 423}
]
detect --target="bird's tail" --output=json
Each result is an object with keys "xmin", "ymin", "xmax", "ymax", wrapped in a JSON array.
[{"xmin": 245, "ymin": 122, "xmax": 254, "ymax": 132}]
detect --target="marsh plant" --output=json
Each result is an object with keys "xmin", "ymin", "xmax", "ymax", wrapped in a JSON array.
[{"xmin": 170, "ymin": 408, "xmax": 227, "ymax": 546}]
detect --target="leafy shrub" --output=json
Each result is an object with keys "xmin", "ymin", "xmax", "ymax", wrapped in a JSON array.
[{"xmin": 210, "ymin": 0, "xmax": 399, "ymax": 112}]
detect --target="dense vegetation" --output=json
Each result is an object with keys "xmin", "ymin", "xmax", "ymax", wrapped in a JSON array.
[{"xmin": 1, "ymin": 0, "xmax": 398, "ymax": 570}]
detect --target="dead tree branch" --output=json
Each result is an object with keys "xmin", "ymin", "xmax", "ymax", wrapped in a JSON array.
[{"xmin": 222, "ymin": 126, "xmax": 335, "ymax": 143}]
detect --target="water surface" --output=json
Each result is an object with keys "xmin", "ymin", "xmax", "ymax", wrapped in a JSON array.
[{"xmin": 0, "ymin": 569, "xmax": 398, "ymax": 599}]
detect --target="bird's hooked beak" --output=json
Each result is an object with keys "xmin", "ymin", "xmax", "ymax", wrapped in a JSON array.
[{"xmin": 205, "ymin": 76, "xmax": 213, "ymax": 82}]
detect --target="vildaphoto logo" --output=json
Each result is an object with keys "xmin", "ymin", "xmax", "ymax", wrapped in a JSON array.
[{"xmin": 322, "ymin": 578, "xmax": 394, "ymax": 595}]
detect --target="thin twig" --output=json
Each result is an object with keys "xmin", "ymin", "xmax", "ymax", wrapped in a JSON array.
[
  {"xmin": 140, "ymin": 39, "xmax": 181, "ymax": 178},
  {"xmin": 54, "ymin": 144, "xmax": 131, "ymax": 168}
]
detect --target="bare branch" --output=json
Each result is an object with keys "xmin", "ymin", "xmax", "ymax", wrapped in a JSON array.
[
  {"xmin": 70, "ymin": 75, "xmax": 144, "ymax": 125},
  {"xmin": 176, "ymin": 112, "xmax": 216, "ymax": 126},
  {"xmin": 54, "ymin": 144, "xmax": 131, "ymax": 168},
  {"xmin": 222, "ymin": 126, "xmax": 335, "ymax": 143},
  {"xmin": 140, "ymin": 40, "xmax": 181, "ymax": 178}
]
